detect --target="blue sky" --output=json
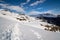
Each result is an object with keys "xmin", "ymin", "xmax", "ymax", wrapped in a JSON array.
[{"xmin": 0, "ymin": 0, "xmax": 60, "ymax": 14}]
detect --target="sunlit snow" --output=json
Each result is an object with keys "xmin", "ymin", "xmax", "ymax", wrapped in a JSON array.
[{"xmin": 0, "ymin": 10, "xmax": 60, "ymax": 40}]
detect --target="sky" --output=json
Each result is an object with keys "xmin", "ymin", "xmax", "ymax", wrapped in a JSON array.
[{"xmin": 0, "ymin": 0, "xmax": 60, "ymax": 14}]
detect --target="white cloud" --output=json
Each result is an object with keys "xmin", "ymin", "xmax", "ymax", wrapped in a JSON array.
[
  {"xmin": 44, "ymin": 10, "xmax": 60, "ymax": 14},
  {"xmin": 27, "ymin": 0, "xmax": 30, "ymax": 3},
  {"xmin": 21, "ymin": 0, "xmax": 30, "ymax": 6},
  {"xmin": 0, "ymin": 3, "xmax": 25, "ymax": 13},
  {"xmin": 21, "ymin": 3, "xmax": 26, "ymax": 6},
  {"xmin": 0, "ymin": 9, "xmax": 4, "ymax": 11},
  {"xmin": 30, "ymin": 0, "xmax": 46, "ymax": 6},
  {"xmin": 43, "ymin": 10, "xmax": 53, "ymax": 13},
  {"xmin": 0, "ymin": 3, "xmax": 8, "ymax": 8},
  {"xmin": 30, "ymin": 1, "xmax": 39, "ymax": 6},
  {"xmin": 29, "ymin": 10, "xmax": 54, "ymax": 15},
  {"xmin": 29, "ymin": 11, "xmax": 43, "ymax": 15},
  {"xmin": 37, "ymin": 8, "xmax": 42, "ymax": 9},
  {"xmin": 8, "ymin": 6, "xmax": 25, "ymax": 13},
  {"xmin": 0, "ymin": 0, "xmax": 3, "ymax": 2}
]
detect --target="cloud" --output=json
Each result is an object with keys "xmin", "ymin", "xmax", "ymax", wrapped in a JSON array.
[
  {"xmin": 43, "ymin": 10, "xmax": 53, "ymax": 13},
  {"xmin": 0, "ymin": 3, "xmax": 8, "ymax": 8},
  {"xmin": 29, "ymin": 11, "xmax": 43, "ymax": 15},
  {"xmin": 21, "ymin": 0, "xmax": 30, "ymax": 6},
  {"xmin": 0, "ymin": 0, "xmax": 4, "ymax": 2},
  {"xmin": 45, "ymin": 10, "xmax": 60, "ymax": 14},
  {"xmin": 0, "ymin": 3, "xmax": 25, "ymax": 13},
  {"xmin": 36, "ymin": 8, "xmax": 43, "ymax": 10},
  {"xmin": 29, "ymin": 10, "xmax": 55, "ymax": 15},
  {"xmin": 30, "ymin": 0, "xmax": 46, "ymax": 6},
  {"xmin": 8, "ymin": 6, "xmax": 25, "ymax": 13},
  {"xmin": 27, "ymin": 0, "xmax": 30, "ymax": 3},
  {"xmin": 0, "ymin": 9, "xmax": 4, "ymax": 11}
]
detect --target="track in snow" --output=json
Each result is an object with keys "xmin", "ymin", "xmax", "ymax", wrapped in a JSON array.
[{"xmin": 0, "ymin": 17, "xmax": 60, "ymax": 40}]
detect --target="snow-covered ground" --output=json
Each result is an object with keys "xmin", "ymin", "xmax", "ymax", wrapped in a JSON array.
[{"xmin": 0, "ymin": 10, "xmax": 60, "ymax": 40}]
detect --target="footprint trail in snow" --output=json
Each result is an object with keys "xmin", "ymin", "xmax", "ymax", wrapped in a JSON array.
[{"xmin": 11, "ymin": 23, "xmax": 22, "ymax": 40}]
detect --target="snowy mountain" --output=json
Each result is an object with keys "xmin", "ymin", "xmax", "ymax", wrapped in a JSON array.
[
  {"xmin": 30, "ymin": 13, "xmax": 60, "ymax": 26},
  {"xmin": 30, "ymin": 13, "xmax": 58, "ymax": 18},
  {"xmin": 0, "ymin": 10, "xmax": 60, "ymax": 40}
]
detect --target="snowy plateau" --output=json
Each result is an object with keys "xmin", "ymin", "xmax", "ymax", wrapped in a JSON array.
[{"xmin": 0, "ymin": 10, "xmax": 60, "ymax": 40}]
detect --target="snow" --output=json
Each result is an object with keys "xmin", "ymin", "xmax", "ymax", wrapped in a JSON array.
[
  {"xmin": 0, "ymin": 10, "xmax": 60, "ymax": 40},
  {"xmin": 11, "ymin": 23, "xmax": 22, "ymax": 40},
  {"xmin": 31, "ymin": 29, "xmax": 42, "ymax": 39},
  {"xmin": 0, "ymin": 10, "xmax": 46, "ymax": 29}
]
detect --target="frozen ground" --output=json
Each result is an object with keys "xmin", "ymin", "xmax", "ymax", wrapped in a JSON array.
[{"xmin": 0, "ymin": 10, "xmax": 60, "ymax": 40}]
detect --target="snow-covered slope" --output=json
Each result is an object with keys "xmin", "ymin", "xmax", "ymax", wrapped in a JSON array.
[
  {"xmin": 0, "ymin": 10, "xmax": 52, "ymax": 29},
  {"xmin": 0, "ymin": 10, "xmax": 60, "ymax": 40}
]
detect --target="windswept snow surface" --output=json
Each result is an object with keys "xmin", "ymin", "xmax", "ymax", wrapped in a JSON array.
[{"xmin": 0, "ymin": 11, "xmax": 60, "ymax": 40}]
